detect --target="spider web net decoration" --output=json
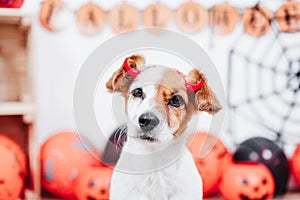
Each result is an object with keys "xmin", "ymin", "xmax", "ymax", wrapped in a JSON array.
[{"xmin": 227, "ymin": 18, "xmax": 300, "ymax": 146}]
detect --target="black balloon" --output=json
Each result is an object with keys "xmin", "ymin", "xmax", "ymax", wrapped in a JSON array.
[
  {"xmin": 101, "ymin": 125, "xmax": 127, "ymax": 165},
  {"xmin": 233, "ymin": 137, "xmax": 289, "ymax": 196}
]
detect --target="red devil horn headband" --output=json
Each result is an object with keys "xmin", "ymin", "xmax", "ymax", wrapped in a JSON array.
[
  {"xmin": 123, "ymin": 58, "xmax": 141, "ymax": 79},
  {"xmin": 176, "ymin": 70, "xmax": 205, "ymax": 92},
  {"xmin": 123, "ymin": 58, "xmax": 204, "ymax": 92},
  {"xmin": 184, "ymin": 78, "xmax": 204, "ymax": 92}
]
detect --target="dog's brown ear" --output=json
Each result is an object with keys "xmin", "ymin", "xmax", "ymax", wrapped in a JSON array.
[
  {"xmin": 186, "ymin": 69, "xmax": 222, "ymax": 115},
  {"xmin": 106, "ymin": 55, "xmax": 145, "ymax": 94}
]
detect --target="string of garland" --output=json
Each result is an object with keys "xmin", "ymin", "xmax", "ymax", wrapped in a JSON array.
[{"xmin": 39, "ymin": 0, "xmax": 300, "ymax": 37}]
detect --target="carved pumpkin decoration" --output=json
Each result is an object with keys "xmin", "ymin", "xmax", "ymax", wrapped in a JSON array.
[
  {"xmin": 276, "ymin": 0, "xmax": 300, "ymax": 33},
  {"xmin": 187, "ymin": 132, "xmax": 228, "ymax": 196},
  {"xmin": 74, "ymin": 167, "xmax": 113, "ymax": 200},
  {"xmin": 40, "ymin": 131, "xmax": 101, "ymax": 199},
  {"xmin": 233, "ymin": 137, "xmax": 289, "ymax": 195},
  {"xmin": 291, "ymin": 144, "xmax": 300, "ymax": 186},
  {"xmin": 0, "ymin": 145, "xmax": 24, "ymax": 200},
  {"xmin": 219, "ymin": 162, "xmax": 275, "ymax": 200},
  {"xmin": 209, "ymin": 3, "xmax": 239, "ymax": 35},
  {"xmin": 243, "ymin": 4, "xmax": 273, "ymax": 37}
]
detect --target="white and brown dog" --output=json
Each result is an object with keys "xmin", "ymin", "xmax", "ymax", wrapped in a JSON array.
[{"xmin": 106, "ymin": 55, "xmax": 221, "ymax": 200}]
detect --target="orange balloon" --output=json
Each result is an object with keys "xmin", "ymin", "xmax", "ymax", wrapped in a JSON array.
[
  {"xmin": 219, "ymin": 162, "xmax": 275, "ymax": 200},
  {"xmin": 187, "ymin": 133, "xmax": 228, "ymax": 197},
  {"xmin": 74, "ymin": 166, "xmax": 113, "ymax": 200},
  {"xmin": 0, "ymin": 146, "xmax": 24, "ymax": 200},
  {"xmin": 40, "ymin": 131, "xmax": 101, "ymax": 199},
  {"xmin": 291, "ymin": 144, "xmax": 300, "ymax": 186}
]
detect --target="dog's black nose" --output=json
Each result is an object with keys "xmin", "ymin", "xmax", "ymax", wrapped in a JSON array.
[{"xmin": 138, "ymin": 112, "xmax": 159, "ymax": 131}]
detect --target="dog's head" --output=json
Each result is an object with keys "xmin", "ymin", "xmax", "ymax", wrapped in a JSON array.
[{"xmin": 106, "ymin": 55, "xmax": 221, "ymax": 143}]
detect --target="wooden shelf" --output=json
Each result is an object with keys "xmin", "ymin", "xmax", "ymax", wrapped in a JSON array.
[
  {"xmin": 0, "ymin": 102, "xmax": 34, "ymax": 115},
  {"xmin": 0, "ymin": 102, "xmax": 35, "ymax": 123},
  {"xmin": 0, "ymin": 9, "xmax": 39, "ymax": 200},
  {"xmin": 0, "ymin": 8, "xmax": 28, "ymax": 16},
  {"xmin": 0, "ymin": 8, "xmax": 31, "ymax": 27}
]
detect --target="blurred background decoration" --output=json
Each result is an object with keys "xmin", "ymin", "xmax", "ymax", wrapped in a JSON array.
[
  {"xmin": 36, "ymin": 0, "xmax": 300, "ymax": 35},
  {"xmin": 0, "ymin": 0, "xmax": 24, "ymax": 8},
  {"xmin": 0, "ymin": 0, "xmax": 300, "ymax": 199}
]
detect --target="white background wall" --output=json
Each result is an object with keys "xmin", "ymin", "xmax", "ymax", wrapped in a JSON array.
[{"xmin": 18, "ymin": 0, "xmax": 297, "ymax": 152}]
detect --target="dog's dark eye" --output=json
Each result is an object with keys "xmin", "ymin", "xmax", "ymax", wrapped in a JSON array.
[
  {"xmin": 131, "ymin": 88, "xmax": 144, "ymax": 98},
  {"xmin": 168, "ymin": 95, "xmax": 184, "ymax": 107}
]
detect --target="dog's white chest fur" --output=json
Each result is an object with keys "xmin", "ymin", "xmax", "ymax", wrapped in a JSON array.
[{"xmin": 110, "ymin": 138, "xmax": 203, "ymax": 200}]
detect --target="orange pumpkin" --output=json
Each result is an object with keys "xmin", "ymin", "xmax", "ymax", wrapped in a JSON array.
[
  {"xmin": 291, "ymin": 144, "xmax": 300, "ymax": 186},
  {"xmin": 0, "ymin": 146, "xmax": 24, "ymax": 200},
  {"xmin": 0, "ymin": 134, "xmax": 27, "ymax": 179},
  {"xmin": 74, "ymin": 167, "xmax": 113, "ymax": 200},
  {"xmin": 219, "ymin": 162, "xmax": 275, "ymax": 200},
  {"xmin": 187, "ymin": 133, "xmax": 228, "ymax": 196},
  {"xmin": 40, "ymin": 131, "xmax": 101, "ymax": 199}
]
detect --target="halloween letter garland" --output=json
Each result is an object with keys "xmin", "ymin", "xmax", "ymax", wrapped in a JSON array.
[{"xmin": 39, "ymin": 0, "xmax": 300, "ymax": 36}]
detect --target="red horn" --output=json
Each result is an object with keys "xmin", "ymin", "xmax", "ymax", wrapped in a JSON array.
[
  {"xmin": 185, "ymin": 78, "xmax": 204, "ymax": 92},
  {"xmin": 123, "ymin": 58, "xmax": 141, "ymax": 79},
  {"xmin": 177, "ymin": 70, "xmax": 204, "ymax": 92}
]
